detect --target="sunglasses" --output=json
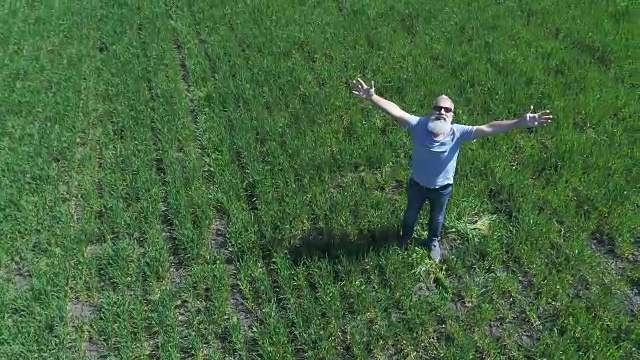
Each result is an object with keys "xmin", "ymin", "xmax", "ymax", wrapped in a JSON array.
[{"xmin": 433, "ymin": 105, "xmax": 453, "ymax": 113}]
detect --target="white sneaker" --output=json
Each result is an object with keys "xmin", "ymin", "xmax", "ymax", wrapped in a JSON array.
[{"xmin": 427, "ymin": 240, "xmax": 441, "ymax": 262}]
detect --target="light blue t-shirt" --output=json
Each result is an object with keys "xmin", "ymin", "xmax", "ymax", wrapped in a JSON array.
[{"xmin": 404, "ymin": 115, "xmax": 476, "ymax": 188}]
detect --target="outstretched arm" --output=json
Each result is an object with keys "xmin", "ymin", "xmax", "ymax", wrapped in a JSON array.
[
  {"xmin": 472, "ymin": 106, "xmax": 553, "ymax": 139},
  {"xmin": 350, "ymin": 78, "xmax": 415, "ymax": 127}
]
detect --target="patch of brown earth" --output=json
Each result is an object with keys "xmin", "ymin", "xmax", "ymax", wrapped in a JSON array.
[
  {"xmin": 13, "ymin": 265, "xmax": 30, "ymax": 289},
  {"xmin": 68, "ymin": 299, "xmax": 97, "ymax": 323}
]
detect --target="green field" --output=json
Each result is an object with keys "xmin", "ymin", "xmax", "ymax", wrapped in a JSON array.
[{"xmin": 0, "ymin": 0, "xmax": 638, "ymax": 358}]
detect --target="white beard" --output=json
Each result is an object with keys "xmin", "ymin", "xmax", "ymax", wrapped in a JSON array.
[{"xmin": 427, "ymin": 118, "xmax": 452, "ymax": 135}]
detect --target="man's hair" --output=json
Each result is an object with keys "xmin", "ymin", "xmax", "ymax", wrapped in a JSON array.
[{"xmin": 433, "ymin": 94, "xmax": 454, "ymax": 111}]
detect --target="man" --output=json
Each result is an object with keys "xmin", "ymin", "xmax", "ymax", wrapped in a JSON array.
[{"xmin": 350, "ymin": 78, "xmax": 552, "ymax": 261}]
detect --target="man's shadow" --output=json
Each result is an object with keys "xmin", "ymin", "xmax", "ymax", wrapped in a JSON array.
[{"xmin": 285, "ymin": 224, "xmax": 402, "ymax": 265}]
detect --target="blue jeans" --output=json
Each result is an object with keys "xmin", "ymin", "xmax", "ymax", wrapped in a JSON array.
[{"xmin": 400, "ymin": 178, "xmax": 453, "ymax": 246}]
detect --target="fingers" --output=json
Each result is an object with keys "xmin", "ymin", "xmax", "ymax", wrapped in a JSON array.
[
  {"xmin": 350, "ymin": 79, "xmax": 363, "ymax": 93},
  {"xmin": 539, "ymin": 114, "xmax": 553, "ymax": 126},
  {"xmin": 522, "ymin": 105, "xmax": 555, "ymax": 127},
  {"xmin": 350, "ymin": 78, "xmax": 366, "ymax": 97},
  {"xmin": 526, "ymin": 106, "xmax": 554, "ymax": 124},
  {"xmin": 537, "ymin": 110, "xmax": 553, "ymax": 121},
  {"xmin": 349, "ymin": 77, "xmax": 374, "ymax": 97},
  {"xmin": 350, "ymin": 78, "xmax": 365, "ymax": 88}
]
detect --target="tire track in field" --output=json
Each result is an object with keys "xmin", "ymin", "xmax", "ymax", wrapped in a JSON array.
[
  {"xmin": 171, "ymin": 7, "xmax": 260, "ymax": 219},
  {"xmin": 171, "ymin": 24, "xmax": 259, "ymax": 215},
  {"xmin": 187, "ymin": 22, "xmax": 260, "ymax": 217},
  {"xmin": 132, "ymin": 17, "xmax": 182, "ymax": 266},
  {"xmin": 210, "ymin": 211, "xmax": 257, "ymax": 353},
  {"xmin": 171, "ymin": 37, "xmax": 198, "ymax": 131},
  {"xmin": 135, "ymin": 17, "xmax": 185, "ymax": 356},
  {"xmin": 143, "ymin": 66, "xmax": 181, "ymax": 271},
  {"xmin": 171, "ymin": 32, "xmax": 257, "ymax": 354},
  {"xmin": 589, "ymin": 229, "xmax": 640, "ymax": 316}
]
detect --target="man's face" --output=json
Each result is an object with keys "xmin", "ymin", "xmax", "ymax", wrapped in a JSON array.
[
  {"xmin": 430, "ymin": 97, "xmax": 454, "ymax": 123},
  {"xmin": 426, "ymin": 96, "xmax": 455, "ymax": 136}
]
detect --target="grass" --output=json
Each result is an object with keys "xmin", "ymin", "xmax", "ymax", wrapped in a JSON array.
[{"xmin": 0, "ymin": 0, "xmax": 638, "ymax": 359}]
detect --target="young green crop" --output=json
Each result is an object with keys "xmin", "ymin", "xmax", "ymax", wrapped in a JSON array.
[{"xmin": 0, "ymin": 0, "xmax": 637, "ymax": 358}]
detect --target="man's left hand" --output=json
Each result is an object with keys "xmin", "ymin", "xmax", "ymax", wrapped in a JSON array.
[{"xmin": 519, "ymin": 106, "xmax": 553, "ymax": 128}]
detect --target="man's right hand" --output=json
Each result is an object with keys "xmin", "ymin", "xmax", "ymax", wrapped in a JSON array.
[
  {"xmin": 349, "ymin": 77, "xmax": 415, "ymax": 127},
  {"xmin": 350, "ymin": 78, "xmax": 375, "ymax": 99}
]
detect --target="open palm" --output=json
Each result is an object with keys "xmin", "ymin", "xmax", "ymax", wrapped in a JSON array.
[
  {"xmin": 521, "ymin": 106, "xmax": 553, "ymax": 128},
  {"xmin": 350, "ymin": 78, "xmax": 375, "ymax": 99}
]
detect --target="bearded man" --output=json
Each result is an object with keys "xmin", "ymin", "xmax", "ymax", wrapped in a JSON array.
[{"xmin": 350, "ymin": 78, "xmax": 552, "ymax": 261}]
